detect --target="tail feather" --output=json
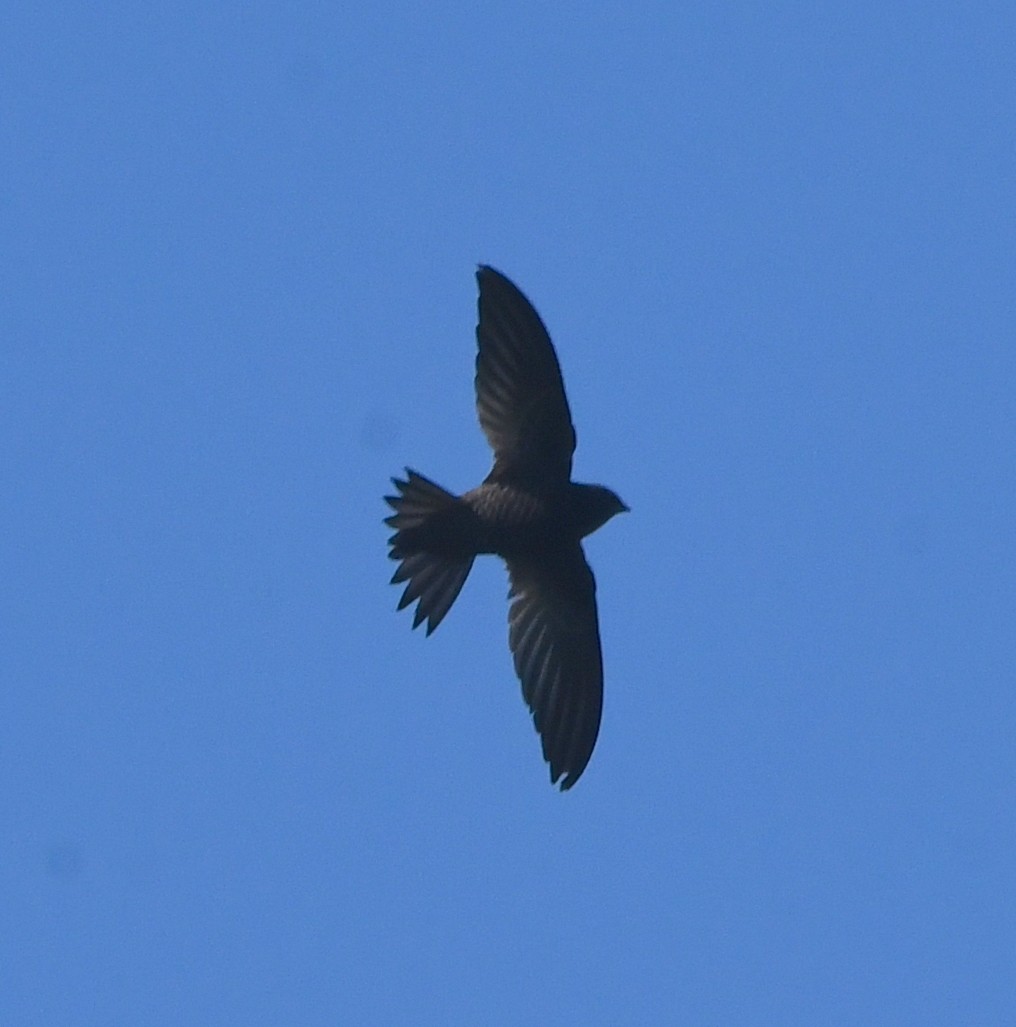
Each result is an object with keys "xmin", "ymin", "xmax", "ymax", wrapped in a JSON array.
[{"xmin": 385, "ymin": 469, "xmax": 475, "ymax": 635}]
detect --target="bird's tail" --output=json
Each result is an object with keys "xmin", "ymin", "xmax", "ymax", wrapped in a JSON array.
[{"xmin": 384, "ymin": 469, "xmax": 475, "ymax": 635}]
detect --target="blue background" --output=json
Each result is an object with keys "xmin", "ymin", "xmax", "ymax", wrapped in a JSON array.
[{"xmin": 4, "ymin": 3, "xmax": 1015, "ymax": 1024}]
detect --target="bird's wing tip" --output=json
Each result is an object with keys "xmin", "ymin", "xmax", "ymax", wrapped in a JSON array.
[
  {"xmin": 552, "ymin": 765, "xmax": 584, "ymax": 792},
  {"xmin": 476, "ymin": 264, "xmax": 506, "ymax": 284}
]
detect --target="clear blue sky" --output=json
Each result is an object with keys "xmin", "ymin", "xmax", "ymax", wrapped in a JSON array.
[{"xmin": 4, "ymin": 3, "xmax": 1014, "ymax": 1024}]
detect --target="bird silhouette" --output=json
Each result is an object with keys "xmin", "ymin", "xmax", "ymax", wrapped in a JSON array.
[{"xmin": 385, "ymin": 266, "xmax": 627, "ymax": 789}]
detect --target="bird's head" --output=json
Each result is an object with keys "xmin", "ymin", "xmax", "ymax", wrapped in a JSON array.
[{"xmin": 573, "ymin": 484, "xmax": 629, "ymax": 539}]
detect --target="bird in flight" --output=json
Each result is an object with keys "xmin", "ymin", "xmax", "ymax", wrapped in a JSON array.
[{"xmin": 385, "ymin": 267, "xmax": 627, "ymax": 789}]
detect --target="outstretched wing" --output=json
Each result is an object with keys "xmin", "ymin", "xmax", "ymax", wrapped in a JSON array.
[
  {"xmin": 505, "ymin": 544, "xmax": 603, "ymax": 790},
  {"xmin": 475, "ymin": 266, "xmax": 576, "ymax": 488}
]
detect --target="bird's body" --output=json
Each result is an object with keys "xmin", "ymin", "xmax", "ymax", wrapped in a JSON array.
[
  {"xmin": 385, "ymin": 267, "xmax": 626, "ymax": 790},
  {"xmin": 462, "ymin": 480, "xmax": 623, "ymax": 553}
]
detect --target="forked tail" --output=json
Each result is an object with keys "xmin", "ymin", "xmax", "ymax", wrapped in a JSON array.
[{"xmin": 384, "ymin": 469, "xmax": 475, "ymax": 635}]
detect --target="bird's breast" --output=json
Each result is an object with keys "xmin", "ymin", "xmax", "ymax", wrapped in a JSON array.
[{"xmin": 462, "ymin": 481, "xmax": 566, "ymax": 555}]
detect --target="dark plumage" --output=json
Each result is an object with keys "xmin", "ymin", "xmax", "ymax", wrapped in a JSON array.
[{"xmin": 385, "ymin": 266, "xmax": 627, "ymax": 789}]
